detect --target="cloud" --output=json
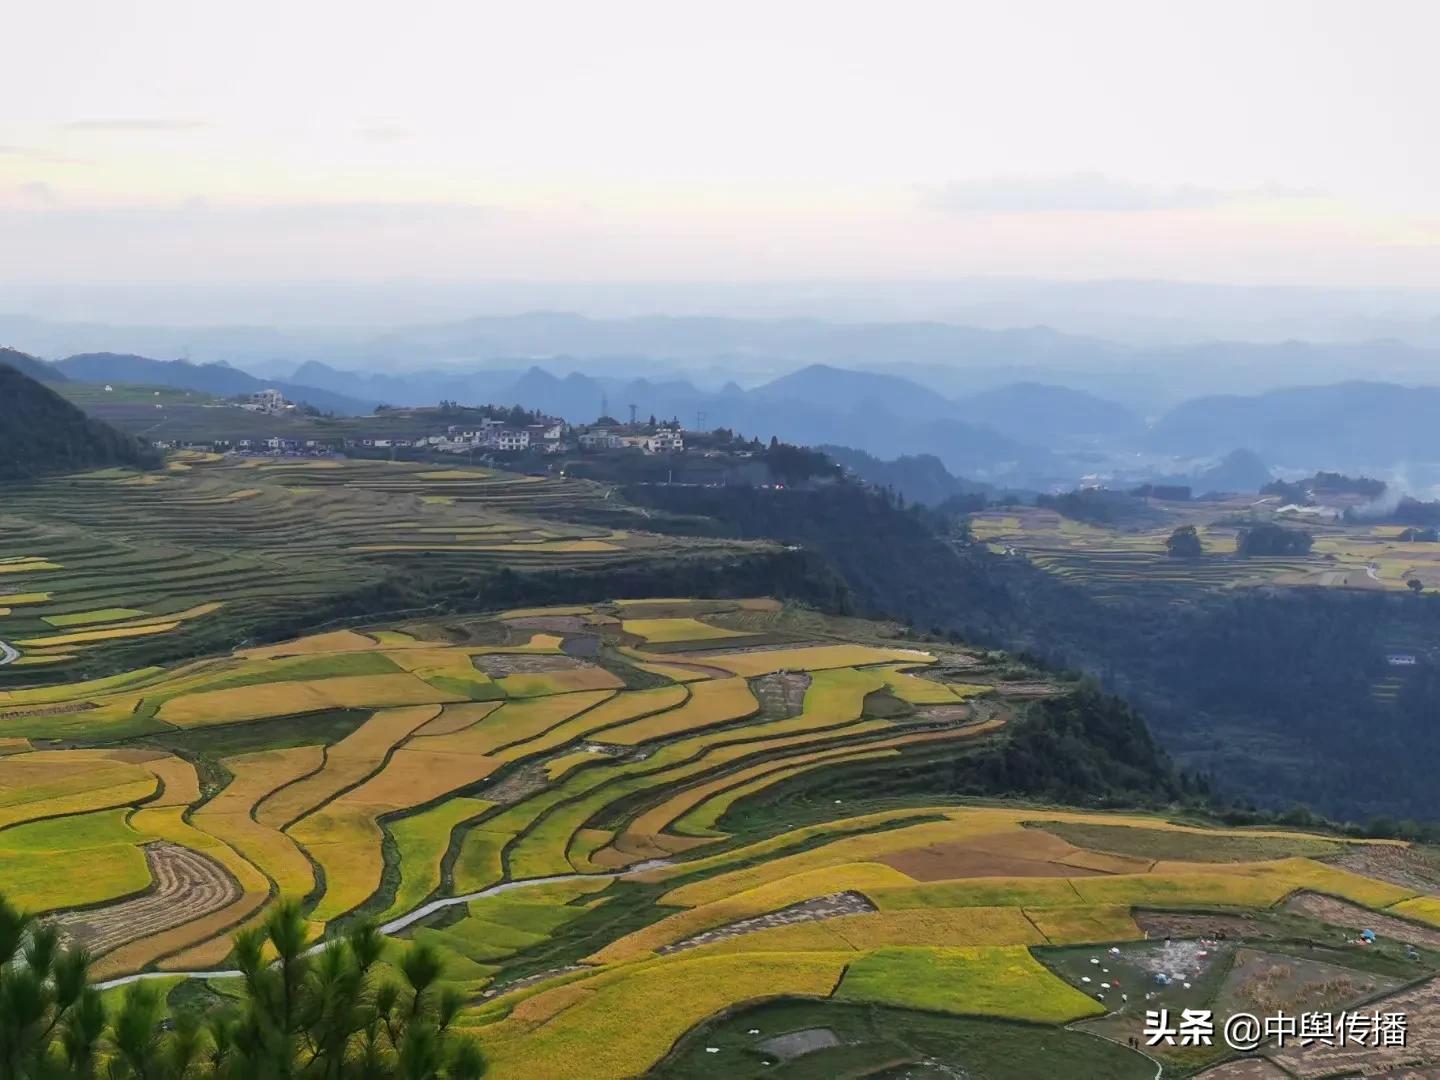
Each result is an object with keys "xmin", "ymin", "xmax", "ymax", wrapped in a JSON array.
[
  {"xmin": 356, "ymin": 125, "xmax": 414, "ymax": 143},
  {"xmin": 16, "ymin": 182, "xmax": 58, "ymax": 206},
  {"xmin": 0, "ymin": 145, "xmax": 78, "ymax": 163},
  {"xmin": 922, "ymin": 173, "xmax": 1319, "ymax": 214},
  {"xmin": 61, "ymin": 119, "xmax": 210, "ymax": 132}
]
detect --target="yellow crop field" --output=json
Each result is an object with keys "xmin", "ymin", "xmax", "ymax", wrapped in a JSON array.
[
  {"xmin": 0, "ymin": 752, "xmax": 158, "ymax": 830},
  {"xmin": 694, "ymin": 644, "xmax": 936, "ymax": 677},
  {"xmin": 544, "ymin": 748, "xmax": 607, "ymax": 779},
  {"xmin": 289, "ymin": 804, "xmax": 386, "ymax": 921},
  {"xmin": 0, "ymin": 560, "xmax": 62, "ymax": 574},
  {"xmin": 836, "ymin": 946, "xmax": 1105, "ymax": 1024},
  {"xmin": 41, "ymin": 608, "xmax": 147, "ymax": 627},
  {"xmin": 255, "ymin": 705, "xmax": 441, "ymax": 827},
  {"xmin": 625, "ymin": 743, "xmax": 902, "ymax": 847},
  {"xmin": 159, "ymin": 674, "xmax": 463, "ymax": 726},
  {"xmin": 499, "ymin": 686, "xmax": 687, "ymax": 760},
  {"xmin": 1, "ymin": 844, "xmax": 151, "ymax": 913},
  {"xmin": 476, "ymin": 952, "xmax": 847, "ymax": 1080},
  {"xmin": 661, "ymin": 816, "xmax": 967, "ymax": 908},
  {"xmin": 193, "ymin": 746, "xmax": 325, "ymax": 899},
  {"xmin": 475, "ymin": 540, "xmax": 620, "ymax": 553},
  {"xmin": 660, "ymin": 724, "xmax": 997, "ymax": 843},
  {"xmin": 130, "ymin": 752, "xmax": 201, "ymax": 807},
  {"xmin": 0, "ymin": 666, "xmax": 165, "ymax": 708},
  {"xmin": 414, "ymin": 700, "xmax": 504, "ymax": 737},
  {"xmin": 593, "ymin": 677, "xmax": 757, "ymax": 744},
  {"xmin": 239, "ymin": 629, "xmax": 386, "ymax": 658},
  {"xmin": 1388, "ymin": 896, "xmax": 1440, "ymax": 926},
  {"xmin": 620, "ymin": 617, "xmax": 749, "ymax": 643},
  {"xmin": 412, "ymin": 691, "xmax": 616, "ymax": 761},
  {"xmin": 592, "ymin": 862, "xmax": 917, "ymax": 963},
  {"xmin": 0, "ymin": 593, "xmax": 50, "ymax": 605},
  {"xmin": 384, "ymin": 797, "xmax": 495, "ymax": 918},
  {"xmin": 452, "ymin": 827, "xmax": 512, "ymax": 893},
  {"xmin": 338, "ymin": 747, "xmax": 504, "ymax": 811},
  {"xmin": 636, "ymin": 807, "xmax": 943, "ymax": 886},
  {"xmin": 495, "ymin": 668, "xmax": 624, "ymax": 698},
  {"xmin": 696, "ymin": 906, "xmax": 1046, "ymax": 958},
  {"xmin": 15, "ymin": 621, "xmax": 181, "ymax": 647},
  {"xmin": 879, "ymin": 664, "xmax": 991, "ymax": 705},
  {"xmin": 498, "ymin": 605, "xmax": 594, "ymax": 618},
  {"xmin": 1024, "ymin": 905, "xmax": 1143, "ymax": 944}
]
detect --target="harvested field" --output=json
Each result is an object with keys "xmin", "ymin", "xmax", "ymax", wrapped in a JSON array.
[
  {"xmin": 1284, "ymin": 891, "xmax": 1440, "ymax": 949},
  {"xmin": 1268, "ymin": 974, "xmax": 1440, "ymax": 1077},
  {"xmin": 1328, "ymin": 843, "xmax": 1440, "ymax": 893},
  {"xmin": 658, "ymin": 891, "xmax": 876, "ymax": 953},
  {"xmin": 49, "ymin": 841, "xmax": 239, "ymax": 957},
  {"xmin": 472, "ymin": 653, "xmax": 585, "ymax": 676},
  {"xmin": 748, "ymin": 671, "xmax": 810, "ymax": 718}
]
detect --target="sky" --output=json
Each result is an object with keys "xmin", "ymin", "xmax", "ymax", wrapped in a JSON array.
[{"xmin": 4, "ymin": 0, "xmax": 1440, "ymax": 293}]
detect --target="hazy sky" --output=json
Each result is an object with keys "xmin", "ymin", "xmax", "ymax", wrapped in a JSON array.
[{"xmin": 5, "ymin": 0, "xmax": 1440, "ymax": 289}]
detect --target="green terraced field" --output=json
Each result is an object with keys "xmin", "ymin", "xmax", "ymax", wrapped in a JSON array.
[
  {"xmin": 3, "ymin": 600, "xmax": 1434, "ymax": 1080},
  {"xmin": 0, "ymin": 456, "xmax": 754, "ymax": 683}
]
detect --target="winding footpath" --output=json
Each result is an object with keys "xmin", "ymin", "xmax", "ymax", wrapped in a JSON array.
[
  {"xmin": 0, "ymin": 639, "xmax": 18, "ymax": 666},
  {"xmin": 93, "ymin": 860, "xmax": 673, "ymax": 991}
]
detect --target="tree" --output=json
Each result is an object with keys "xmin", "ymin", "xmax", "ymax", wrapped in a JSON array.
[
  {"xmin": 1408, "ymin": 578, "xmax": 1425, "ymax": 594},
  {"xmin": 1165, "ymin": 524, "xmax": 1204, "ymax": 558},
  {"xmin": 0, "ymin": 896, "xmax": 102, "ymax": 1080},
  {"xmin": 1235, "ymin": 523, "xmax": 1313, "ymax": 557},
  {"xmin": 0, "ymin": 897, "xmax": 484, "ymax": 1080}
]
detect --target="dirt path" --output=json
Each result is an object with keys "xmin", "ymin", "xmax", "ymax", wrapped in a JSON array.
[
  {"xmin": 94, "ymin": 859, "xmax": 674, "ymax": 990},
  {"xmin": 656, "ymin": 891, "xmax": 875, "ymax": 955},
  {"xmin": 50, "ymin": 842, "xmax": 240, "ymax": 957},
  {"xmin": 0, "ymin": 640, "xmax": 18, "ymax": 666}
]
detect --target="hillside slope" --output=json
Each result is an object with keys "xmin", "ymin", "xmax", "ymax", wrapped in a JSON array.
[
  {"xmin": 0, "ymin": 356, "xmax": 157, "ymax": 479},
  {"xmin": 0, "ymin": 347, "xmax": 65, "ymax": 383},
  {"xmin": 55, "ymin": 352, "xmax": 376, "ymax": 416}
]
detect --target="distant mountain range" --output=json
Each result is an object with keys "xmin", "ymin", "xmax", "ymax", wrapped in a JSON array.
[
  {"xmin": 12, "ymin": 308, "xmax": 1440, "ymax": 411},
  {"xmin": 50, "ymin": 353, "xmax": 376, "ymax": 416},
  {"xmin": 1147, "ymin": 382, "xmax": 1440, "ymax": 468},
  {"xmin": 24, "ymin": 337, "xmax": 1440, "ymax": 488},
  {"xmin": 0, "ymin": 351, "xmax": 156, "ymax": 478}
]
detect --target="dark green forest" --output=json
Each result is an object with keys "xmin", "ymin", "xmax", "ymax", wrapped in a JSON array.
[
  {"xmin": 0, "ymin": 358, "xmax": 159, "ymax": 479},
  {"xmin": 624, "ymin": 479, "xmax": 1440, "ymax": 821}
]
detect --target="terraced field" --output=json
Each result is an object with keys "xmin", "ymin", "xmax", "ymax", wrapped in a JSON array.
[
  {"xmin": 0, "ymin": 455, "xmax": 756, "ymax": 683},
  {"xmin": 7, "ymin": 598, "xmax": 1440, "ymax": 1078},
  {"xmin": 971, "ymin": 501, "xmax": 1440, "ymax": 602}
]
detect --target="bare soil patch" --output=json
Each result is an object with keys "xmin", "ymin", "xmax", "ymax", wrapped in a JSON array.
[
  {"xmin": 1268, "ymin": 974, "xmax": 1440, "ymax": 1077},
  {"xmin": 504, "ymin": 616, "xmax": 590, "ymax": 633},
  {"xmin": 1283, "ymin": 892, "xmax": 1440, "ymax": 950},
  {"xmin": 471, "ymin": 653, "xmax": 586, "ymax": 676},
  {"xmin": 1194, "ymin": 1060, "xmax": 1292, "ymax": 1079},
  {"xmin": 658, "ymin": 891, "xmax": 875, "ymax": 955},
  {"xmin": 1328, "ymin": 845, "xmax": 1440, "ymax": 894},
  {"xmin": 49, "ymin": 842, "xmax": 238, "ymax": 957},
  {"xmin": 1136, "ymin": 911, "xmax": 1282, "ymax": 941},
  {"xmin": 750, "ymin": 672, "xmax": 811, "ymax": 720},
  {"xmin": 1217, "ymin": 947, "xmax": 1398, "ymax": 1017},
  {"xmin": 477, "ymin": 763, "xmax": 552, "ymax": 805}
]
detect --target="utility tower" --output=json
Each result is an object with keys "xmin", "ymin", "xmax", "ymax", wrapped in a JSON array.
[{"xmin": 628, "ymin": 403, "xmax": 638, "ymax": 427}]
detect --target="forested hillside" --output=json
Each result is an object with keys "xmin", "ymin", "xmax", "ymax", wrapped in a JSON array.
[
  {"xmin": 625, "ymin": 479, "xmax": 1440, "ymax": 821},
  {"xmin": 0, "ymin": 356, "xmax": 158, "ymax": 479}
]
